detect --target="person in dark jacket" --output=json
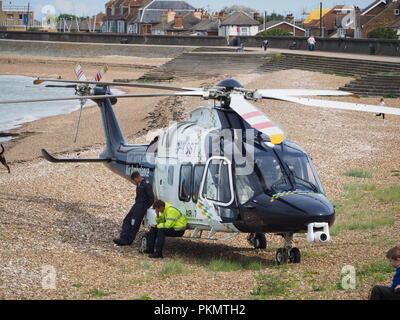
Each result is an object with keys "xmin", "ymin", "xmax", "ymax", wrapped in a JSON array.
[
  {"xmin": 369, "ymin": 246, "xmax": 400, "ymax": 300},
  {"xmin": 113, "ymin": 171, "xmax": 154, "ymax": 246},
  {"xmin": 0, "ymin": 144, "xmax": 10, "ymax": 174}
]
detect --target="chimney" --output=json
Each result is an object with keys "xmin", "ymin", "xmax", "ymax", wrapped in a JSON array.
[
  {"xmin": 254, "ymin": 12, "xmax": 260, "ymax": 20},
  {"xmin": 174, "ymin": 14, "xmax": 183, "ymax": 28},
  {"xmin": 193, "ymin": 8, "xmax": 202, "ymax": 19},
  {"xmin": 202, "ymin": 10, "xmax": 209, "ymax": 20},
  {"xmin": 167, "ymin": 8, "xmax": 176, "ymax": 23}
]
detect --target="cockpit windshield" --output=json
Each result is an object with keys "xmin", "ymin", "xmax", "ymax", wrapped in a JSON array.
[{"xmin": 235, "ymin": 142, "xmax": 323, "ymax": 202}]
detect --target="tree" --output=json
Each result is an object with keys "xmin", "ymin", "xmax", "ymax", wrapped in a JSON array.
[
  {"xmin": 367, "ymin": 27, "xmax": 398, "ymax": 40},
  {"xmin": 221, "ymin": 5, "xmax": 258, "ymax": 15},
  {"xmin": 268, "ymin": 13, "xmax": 285, "ymax": 21},
  {"xmin": 257, "ymin": 29, "xmax": 291, "ymax": 36}
]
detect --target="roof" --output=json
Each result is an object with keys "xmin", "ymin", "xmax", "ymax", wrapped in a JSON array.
[
  {"xmin": 138, "ymin": 0, "xmax": 195, "ymax": 24},
  {"xmin": 388, "ymin": 17, "xmax": 400, "ymax": 28},
  {"xmin": 145, "ymin": 0, "xmax": 195, "ymax": 10},
  {"xmin": 220, "ymin": 11, "xmax": 259, "ymax": 26},
  {"xmin": 153, "ymin": 12, "xmax": 200, "ymax": 31},
  {"xmin": 361, "ymin": 0, "xmax": 387, "ymax": 15},
  {"xmin": 191, "ymin": 18, "xmax": 219, "ymax": 32},
  {"xmin": 259, "ymin": 20, "xmax": 305, "ymax": 32},
  {"xmin": 303, "ymin": 8, "xmax": 330, "ymax": 24}
]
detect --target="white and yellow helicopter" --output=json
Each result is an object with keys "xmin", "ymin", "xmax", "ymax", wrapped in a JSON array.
[{"xmin": 2, "ymin": 68, "xmax": 400, "ymax": 264}]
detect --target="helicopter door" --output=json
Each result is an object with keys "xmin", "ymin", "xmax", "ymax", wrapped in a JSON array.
[{"xmin": 196, "ymin": 157, "xmax": 234, "ymax": 222}]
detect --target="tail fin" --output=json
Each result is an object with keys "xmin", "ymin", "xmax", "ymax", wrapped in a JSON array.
[
  {"xmin": 94, "ymin": 87, "xmax": 126, "ymax": 155},
  {"xmin": 74, "ymin": 65, "xmax": 87, "ymax": 81}
]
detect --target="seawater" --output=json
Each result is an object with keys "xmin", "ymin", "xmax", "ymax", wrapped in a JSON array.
[{"xmin": 0, "ymin": 75, "xmax": 122, "ymax": 135}]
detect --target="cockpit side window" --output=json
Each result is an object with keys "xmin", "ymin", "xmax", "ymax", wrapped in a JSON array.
[
  {"xmin": 202, "ymin": 159, "xmax": 232, "ymax": 204},
  {"xmin": 235, "ymin": 168, "xmax": 264, "ymax": 204}
]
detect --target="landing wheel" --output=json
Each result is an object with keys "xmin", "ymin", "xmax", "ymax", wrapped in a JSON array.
[
  {"xmin": 247, "ymin": 233, "xmax": 267, "ymax": 249},
  {"xmin": 140, "ymin": 232, "xmax": 151, "ymax": 253},
  {"xmin": 276, "ymin": 248, "xmax": 288, "ymax": 265},
  {"xmin": 289, "ymin": 248, "xmax": 301, "ymax": 264}
]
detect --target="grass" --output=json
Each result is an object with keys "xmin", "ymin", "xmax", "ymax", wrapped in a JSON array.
[
  {"xmin": 85, "ymin": 288, "xmax": 113, "ymax": 297},
  {"xmin": 384, "ymin": 93, "xmax": 398, "ymax": 99},
  {"xmin": 374, "ymin": 186, "xmax": 400, "ymax": 203},
  {"xmin": 344, "ymin": 169, "xmax": 372, "ymax": 179},
  {"xmin": 331, "ymin": 183, "xmax": 398, "ymax": 235},
  {"xmin": 207, "ymin": 256, "xmax": 265, "ymax": 272},
  {"xmin": 270, "ymin": 53, "xmax": 282, "ymax": 63},
  {"xmin": 158, "ymin": 259, "xmax": 188, "ymax": 278},
  {"xmin": 358, "ymin": 260, "xmax": 394, "ymax": 276},
  {"xmin": 71, "ymin": 283, "xmax": 82, "ymax": 288},
  {"xmin": 134, "ymin": 295, "xmax": 152, "ymax": 300},
  {"xmin": 250, "ymin": 273, "xmax": 292, "ymax": 299}
]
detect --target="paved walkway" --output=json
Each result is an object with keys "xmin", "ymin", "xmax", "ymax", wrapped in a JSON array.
[{"xmin": 244, "ymin": 46, "xmax": 400, "ymax": 63}]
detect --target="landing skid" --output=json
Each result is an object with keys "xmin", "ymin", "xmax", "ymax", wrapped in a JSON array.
[{"xmin": 184, "ymin": 227, "xmax": 240, "ymax": 241}]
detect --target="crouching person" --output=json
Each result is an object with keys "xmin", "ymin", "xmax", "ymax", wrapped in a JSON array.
[{"xmin": 145, "ymin": 200, "xmax": 187, "ymax": 259}]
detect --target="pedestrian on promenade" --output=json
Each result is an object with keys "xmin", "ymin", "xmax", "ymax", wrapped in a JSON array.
[{"xmin": 307, "ymin": 36, "xmax": 316, "ymax": 51}]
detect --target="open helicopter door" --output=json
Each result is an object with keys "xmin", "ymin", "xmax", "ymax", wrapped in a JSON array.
[{"xmin": 194, "ymin": 156, "xmax": 239, "ymax": 238}]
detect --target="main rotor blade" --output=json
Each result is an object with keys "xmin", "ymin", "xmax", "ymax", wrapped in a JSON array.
[
  {"xmin": 230, "ymin": 94, "xmax": 285, "ymax": 145},
  {"xmin": 259, "ymin": 89, "xmax": 356, "ymax": 97},
  {"xmin": 263, "ymin": 95, "xmax": 400, "ymax": 116},
  {"xmin": 0, "ymin": 91, "xmax": 205, "ymax": 105},
  {"xmin": 33, "ymin": 78, "xmax": 200, "ymax": 92}
]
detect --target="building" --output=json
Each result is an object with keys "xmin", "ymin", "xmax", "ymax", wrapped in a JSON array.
[
  {"xmin": 0, "ymin": 0, "xmax": 34, "ymax": 31},
  {"xmin": 131, "ymin": 0, "xmax": 196, "ymax": 35},
  {"xmin": 103, "ymin": 0, "xmax": 152, "ymax": 33},
  {"xmin": 362, "ymin": 0, "xmax": 400, "ymax": 37},
  {"xmin": 304, "ymin": 1, "xmax": 396, "ymax": 38},
  {"xmin": 191, "ymin": 16, "xmax": 219, "ymax": 36},
  {"xmin": 218, "ymin": 11, "xmax": 260, "ymax": 37},
  {"xmin": 258, "ymin": 20, "xmax": 306, "ymax": 37},
  {"xmin": 151, "ymin": 10, "xmax": 201, "ymax": 35}
]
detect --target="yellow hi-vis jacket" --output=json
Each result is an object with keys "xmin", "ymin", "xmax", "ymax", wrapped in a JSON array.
[{"xmin": 156, "ymin": 202, "xmax": 187, "ymax": 231}]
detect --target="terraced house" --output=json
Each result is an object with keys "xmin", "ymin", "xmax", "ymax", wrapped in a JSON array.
[
  {"xmin": 103, "ymin": 0, "xmax": 196, "ymax": 34},
  {"xmin": 103, "ymin": 0, "xmax": 152, "ymax": 33}
]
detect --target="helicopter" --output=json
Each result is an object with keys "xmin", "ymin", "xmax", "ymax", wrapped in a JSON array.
[{"xmin": 2, "ymin": 68, "xmax": 400, "ymax": 265}]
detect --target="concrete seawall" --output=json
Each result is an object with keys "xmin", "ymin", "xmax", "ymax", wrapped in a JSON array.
[
  {"xmin": 0, "ymin": 39, "xmax": 193, "ymax": 58},
  {"xmin": 1, "ymin": 31, "xmax": 400, "ymax": 57}
]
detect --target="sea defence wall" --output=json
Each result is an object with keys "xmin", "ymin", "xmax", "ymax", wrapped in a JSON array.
[
  {"xmin": 0, "ymin": 39, "xmax": 193, "ymax": 58},
  {"xmin": 1, "ymin": 31, "xmax": 400, "ymax": 57}
]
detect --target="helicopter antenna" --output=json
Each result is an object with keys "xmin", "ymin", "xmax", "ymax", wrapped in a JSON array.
[{"xmin": 74, "ymin": 98, "xmax": 86, "ymax": 143}]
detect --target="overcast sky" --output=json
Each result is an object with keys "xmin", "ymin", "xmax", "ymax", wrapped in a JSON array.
[{"xmin": 6, "ymin": 0, "xmax": 375, "ymax": 19}]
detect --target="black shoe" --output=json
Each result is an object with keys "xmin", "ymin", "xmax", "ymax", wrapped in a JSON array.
[
  {"xmin": 149, "ymin": 251, "xmax": 163, "ymax": 259},
  {"xmin": 143, "ymin": 249, "xmax": 154, "ymax": 254},
  {"xmin": 113, "ymin": 238, "xmax": 130, "ymax": 246}
]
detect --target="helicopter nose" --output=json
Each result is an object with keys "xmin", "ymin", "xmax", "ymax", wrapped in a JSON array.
[{"xmin": 238, "ymin": 192, "xmax": 335, "ymax": 233}]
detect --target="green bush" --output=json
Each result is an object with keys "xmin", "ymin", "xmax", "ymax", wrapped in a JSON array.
[
  {"xmin": 367, "ymin": 27, "xmax": 398, "ymax": 40},
  {"xmin": 257, "ymin": 29, "xmax": 291, "ymax": 37}
]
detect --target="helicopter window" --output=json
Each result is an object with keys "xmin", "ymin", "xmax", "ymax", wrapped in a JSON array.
[
  {"xmin": 276, "ymin": 146, "xmax": 323, "ymax": 193},
  {"xmin": 192, "ymin": 164, "xmax": 205, "ymax": 203},
  {"xmin": 255, "ymin": 151, "xmax": 289, "ymax": 193},
  {"xmin": 236, "ymin": 170, "xmax": 263, "ymax": 205},
  {"xmin": 202, "ymin": 159, "xmax": 232, "ymax": 204},
  {"xmin": 179, "ymin": 164, "xmax": 193, "ymax": 202}
]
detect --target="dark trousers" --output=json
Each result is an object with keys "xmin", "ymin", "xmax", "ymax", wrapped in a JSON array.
[
  {"xmin": 370, "ymin": 285, "xmax": 400, "ymax": 300},
  {"xmin": 119, "ymin": 204, "xmax": 147, "ymax": 245},
  {"xmin": 148, "ymin": 227, "xmax": 185, "ymax": 253}
]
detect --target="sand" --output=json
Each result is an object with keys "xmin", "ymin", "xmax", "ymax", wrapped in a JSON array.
[{"xmin": 0, "ymin": 53, "xmax": 399, "ymax": 300}]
